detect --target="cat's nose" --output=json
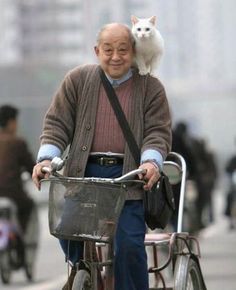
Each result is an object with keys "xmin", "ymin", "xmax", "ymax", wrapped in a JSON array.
[{"xmin": 138, "ymin": 34, "xmax": 145, "ymax": 38}]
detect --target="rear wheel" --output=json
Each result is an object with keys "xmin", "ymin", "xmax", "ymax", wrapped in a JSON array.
[
  {"xmin": 0, "ymin": 250, "xmax": 11, "ymax": 284},
  {"xmin": 72, "ymin": 269, "xmax": 92, "ymax": 290},
  {"xmin": 174, "ymin": 255, "xmax": 206, "ymax": 290}
]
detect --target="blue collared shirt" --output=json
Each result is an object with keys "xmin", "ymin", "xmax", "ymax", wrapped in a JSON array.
[{"xmin": 105, "ymin": 69, "xmax": 133, "ymax": 87}]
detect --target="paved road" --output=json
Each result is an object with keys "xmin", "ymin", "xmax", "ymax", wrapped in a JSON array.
[
  {"xmin": 199, "ymin": 213, "xmax": 236, "ymax": 290},
  {"xmin": 197, "ymin": 186, "xmax": 236, "ymax": 290},
  {"xmin": 1, "ymin": 181, "xmax": 236, "ymax": 289}
]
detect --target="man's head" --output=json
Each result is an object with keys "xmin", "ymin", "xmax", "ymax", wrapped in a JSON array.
[
  {"xmin": 94, "ymin": 23, "xmax": 135, "ymax": 79},
  {"xmin": 0, "ymin": 105, "xmax": 18, "ymax": 135}
]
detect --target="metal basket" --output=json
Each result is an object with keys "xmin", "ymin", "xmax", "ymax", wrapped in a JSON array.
[{"xmin": 41, "ymin": 178, "xmax": 127, "ymax": 243}]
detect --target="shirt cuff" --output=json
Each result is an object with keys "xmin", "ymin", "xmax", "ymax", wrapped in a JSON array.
[
  {"xmin": 37, "ymin": 144, "xmax": 61, "ymax": 163},
  {"xmin": 141, "ymin": 149, "xmax": 163, "ymax": 170}
]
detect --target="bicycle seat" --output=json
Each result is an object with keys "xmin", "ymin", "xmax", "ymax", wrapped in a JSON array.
[{"xmin": 145, "ymin": 233, "xmax": 171, "ymax": 244}]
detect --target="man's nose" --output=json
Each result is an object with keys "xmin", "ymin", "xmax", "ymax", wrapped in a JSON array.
[{"xmin": 111, "ymin": 50, "xmax": 120, "ymax": 60}]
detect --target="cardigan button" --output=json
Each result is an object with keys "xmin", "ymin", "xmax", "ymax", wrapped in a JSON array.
[
  {"xmin": 81, "ymin": 145, "xmax": 88, "ymax": 151},
  {"xmin": 86, "ymin": 124, "xmax": 91, "ymax": 130}
]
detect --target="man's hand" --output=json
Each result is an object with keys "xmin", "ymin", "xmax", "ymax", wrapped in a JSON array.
[
  {"xmin": 138, "ymin": 162, "xmax": 161, "ymax": 191},
  {"xmin": 32, "ymin": 159, "xmax": 51, "ymax": 190}
]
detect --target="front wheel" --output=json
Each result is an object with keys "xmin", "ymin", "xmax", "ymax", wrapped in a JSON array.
[
  {"xmin": 174, "ymin": 255, "xmax": 206, "ymax": 290},
  {"xmin": 72, "ymin": 269, "xmax": 92, "ymax": 290}
]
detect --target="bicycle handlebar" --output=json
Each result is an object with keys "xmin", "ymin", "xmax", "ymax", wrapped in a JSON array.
[
  {"xmin": 113, "ymin": 168, "xmax": 146, "ymax": 182},
  {"xmin": 41, "ymin": 166, "xmax": 51, "ymax": 174},
  {"xmin": 41, "ymin": 157, "xmax": 147, "ymax": 184}
]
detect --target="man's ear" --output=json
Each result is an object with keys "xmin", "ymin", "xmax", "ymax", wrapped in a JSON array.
[{"xmin": 94, "ymin": 46, "xmax": 99, "ymax": 56}]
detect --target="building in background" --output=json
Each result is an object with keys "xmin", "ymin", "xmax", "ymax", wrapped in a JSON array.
[
  {"xmin": 0, "ymin": 0, "xmax": 21, "ymax": 65},
  {"xmin": 0, "ymin": 0, "xmax": 235, "ymax": 173},
  {"xmin": 1, "ymin": 0, "xmax": 235, "ymax": 80},
  {"xmin": 0, "ymin": 0, "xmax": 159, "ymax": 66}
]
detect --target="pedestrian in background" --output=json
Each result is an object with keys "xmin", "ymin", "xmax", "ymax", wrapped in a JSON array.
[
  {"xmin": 0, "ymin": 104, "xmax": 35, "ymax": 234},
  {"xmin": 224, "ymin": 142, "xmax": 236, "ymax": 229}
]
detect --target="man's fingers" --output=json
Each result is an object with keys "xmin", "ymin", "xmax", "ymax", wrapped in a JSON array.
[
  {"xmin": 143, "ymin": 169, "xmax": 160, "ymax": 190},
  {"xmin": 32, "ymin": 168, "xmax": 42, "ymax": 190},
  {"xmin": 138, "ymin": 161, "xmax": 161, "ymax": 190},
  {"xmin": 138, "ymin": 172, "xmax": 146, "ymax": 180},
  {"xmin": 144, "ymin": 175, "xmax": 157, "ymax": 190},
  {"xmin": 32, "ymin": 162, "xmax": 50, "ymax": 190},
  {"xmin": 32, "ymin": 173, "xmax": 40, "ymax": 190}
]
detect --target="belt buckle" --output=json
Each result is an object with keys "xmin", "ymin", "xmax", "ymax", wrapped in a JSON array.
[
  {"xmin": 107, "ymin": 158, "xmax": 116, "ymax": 165},
  {"xmin": 99, "ymin": 157, "xmax": 117, "ymax": 166}
]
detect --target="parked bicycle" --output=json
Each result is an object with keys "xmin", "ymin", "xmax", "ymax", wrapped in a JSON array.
[{"xmin": 0, "ymin": 197, "xmax": 39, "ymax": 284}]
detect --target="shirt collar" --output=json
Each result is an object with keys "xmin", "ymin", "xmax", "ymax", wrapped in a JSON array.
[{"xmin": 105, "ymin": 69, "xmax": 132, "ymax": 87}]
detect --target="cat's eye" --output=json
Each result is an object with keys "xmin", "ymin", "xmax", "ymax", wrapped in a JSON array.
[
  {"xmin": 137, "ymin": 28, "xmax": 141, "ymax": 31},
  {"xmin": 145, "ymin": 28, "xmax": 150, "ymax": 31}
]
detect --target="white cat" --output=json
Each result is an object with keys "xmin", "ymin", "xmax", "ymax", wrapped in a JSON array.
[{"xmin": 131, "ymin": 15, "xmax": 164, "ymax": 75}]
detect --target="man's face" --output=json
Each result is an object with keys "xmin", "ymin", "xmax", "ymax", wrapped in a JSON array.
[
  {"xmin": 95, "ymin": 26, "xmax": 134, "ymax": 79},
  {"xmin": 6, "ymin": 119, "xmax": 17, "ymax": 135},
  {"xmin": 7, "ymin": 119, "xmax": 17, "ymax": 135}
]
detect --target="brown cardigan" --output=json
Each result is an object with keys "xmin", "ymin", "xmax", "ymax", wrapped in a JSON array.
[{"xmin": 40, "ymin": 64, "xmax": 172, "ymax": 199}]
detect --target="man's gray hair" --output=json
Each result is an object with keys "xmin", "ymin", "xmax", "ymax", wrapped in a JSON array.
[{"xmin": 95, "ymin": 23, "xmax": 135, "ymax": 48}]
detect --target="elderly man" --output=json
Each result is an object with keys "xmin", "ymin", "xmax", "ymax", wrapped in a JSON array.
[{"xmin": 32, "ymin": 23, "xmax": 171, "ymax": 290}]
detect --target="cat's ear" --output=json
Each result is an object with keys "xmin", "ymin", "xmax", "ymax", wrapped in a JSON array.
[
  {"xmin": 149, "ymin": 16, "xmax": 156, "ymax": 25},
  {"xmin": 131, "ymin": 15, "xmax": 139, "ymax": 25}
]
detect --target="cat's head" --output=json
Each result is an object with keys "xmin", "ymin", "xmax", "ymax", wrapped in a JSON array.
[{"xmin": 131, "ymin": 15, "xmax": 156, "ymax": 39}]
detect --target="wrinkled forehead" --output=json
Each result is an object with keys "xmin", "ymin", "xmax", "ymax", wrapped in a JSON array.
[{"xmin": 98, "ymin": 25, "xmax": 132, "ymax": 46}]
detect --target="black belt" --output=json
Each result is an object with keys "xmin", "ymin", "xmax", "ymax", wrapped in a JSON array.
[{"xmin": 88, "ymin": 156, "xmax": 123, "ymax": 166}]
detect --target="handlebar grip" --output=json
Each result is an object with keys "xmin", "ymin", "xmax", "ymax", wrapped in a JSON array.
[
  {"xmin": 139, "ymin": 168, "xmax": 147, "ymax": 175},
  {"xmin": 113, "ymin": 168, "xmax": 147, "ymax": 182},
  {"xmin": 41, "ymin": 167, "xmax": 52, "ymax": 174}
]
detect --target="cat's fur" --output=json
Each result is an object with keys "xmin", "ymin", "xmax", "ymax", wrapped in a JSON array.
[{"xmin": 131, "ymin": 15, "xmax": 164, "ymax": 75}]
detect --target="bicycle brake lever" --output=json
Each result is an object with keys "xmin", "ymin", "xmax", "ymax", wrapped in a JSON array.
[
  {"xmin": 114, "ymin": 168, "xmax": 146, "ymax": 182},
  {"xmin": 51, "ymin": 157, "xmax": 65, "ymax": 171}
]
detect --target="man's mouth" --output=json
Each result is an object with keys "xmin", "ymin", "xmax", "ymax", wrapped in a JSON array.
[{"xmin": 110, "ymin": 63, "xmax": 122, "ymax": 68}]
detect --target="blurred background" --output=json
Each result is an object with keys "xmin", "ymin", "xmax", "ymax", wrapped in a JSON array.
[
  {"xmin": 1, "ymin": 0, "xmax": 235, "ymax": 169},
  {"xmin": 0, "ymin": 0, "xmax": 236, "ymax": 289}
]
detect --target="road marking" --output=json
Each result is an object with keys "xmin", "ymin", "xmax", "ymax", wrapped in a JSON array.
[{"xmin": 20, "ymin": 274, "xmax": 67, "ymax": 290}]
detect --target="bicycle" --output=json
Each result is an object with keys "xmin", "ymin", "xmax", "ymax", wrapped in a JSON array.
[
  {"xmin": 0, "ymin": 197, "xmax": 39, "ymax": 284},
  {"xmin": 41, "ymin": 158, "xmax": 146, "ymax": 290},
  {"xmin": 145, "ymin": 152, "xmax": 207, "ymax": 289},
  {"xmin": 41, "ymin": 152, "xmax": 207, "ymax": 290}
]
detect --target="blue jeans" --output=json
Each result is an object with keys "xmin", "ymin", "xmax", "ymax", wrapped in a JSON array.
[{"xmin": 59, "ymin": 163, "xmax": 148, "ymax": 290}]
